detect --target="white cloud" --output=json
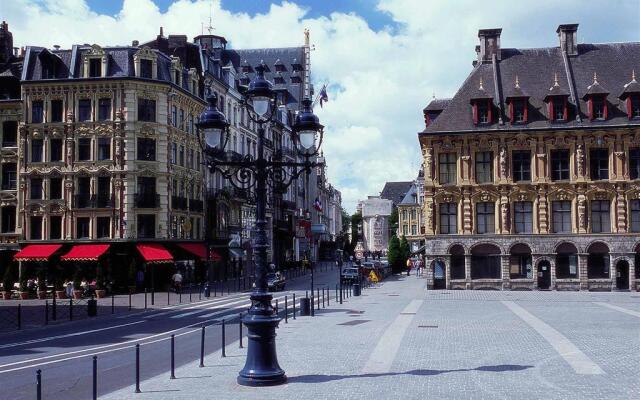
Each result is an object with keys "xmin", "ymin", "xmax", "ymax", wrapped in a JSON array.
[{"xmin": 5, "ymin": 0, "xmax": 638, "ymax": 212}]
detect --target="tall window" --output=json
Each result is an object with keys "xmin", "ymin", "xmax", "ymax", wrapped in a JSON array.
[
  {"xmin": 512, "ymin": 99, "xmax": 526, "ymax": 123},
  {"xmin": 475, "ymin": 151, "xmax": 493, "ymax": 183},
  {"xmin": 76, "ymin": 217, "xmax": 90, "ymax": 238},
  {"xmin": 31, "ymin": 139, "xmax": 43, "ymax": 162},
  {"xmin": 591, "ymin": 96, "xmax": 605, "ymax": 120},
  {"xmin": 89, "ymin": 58, "xmax": 102, "ymax": 77},
  {"xmin": 188, "ymin": 149, "xmax": 194, "ymax": 169},
  {"xmin": 49, "ymin": 177, "xmax": 62, "ymax": 199},
  {"xmin": 171, "ymin": 142, "xmax": 177, "ymax": 164},
  {"xmin": 402, "ymin": 224, "xmax": 408, "ymax": 236},
  {"xmin": 78, "ymin": 138, "xmax": 91, "ymax": 161},
  {"xmin": 137, "ymin": 214, "xmax": 156, "ymax": 238},
  {"xmin": 78, "ymin": 99, "xmax": 92, "ymax": 121},
  {"xmin": 476, "ymin": 202, "xmax": 495, "ymax": 234},
  {"xmin": 179, "ymin": 145, "xmax": 185, "ymax": 166},
  {"xmin": 179, "ymin": 109, "xmax": 185, "ymax": 130},
  {"xmin": 171, "ymin": 106, "xmax": 177, "ymax": 127},
  {"xmin": 411, "ymin": 209, "xmax": 417, "ymax": 220},
  {"xmin": 97, "ymin": 138, "xmax": 111, "ymax": 160},
  {"xmin": 630, "ymin": 200, "xmax": 640, "ymax": 233},
  {"xmin": 98, "ymin": 98, "xmax": 111, "ymax": 121},
  {"xmin": 551, "ymin": 149, "xmax": 570, "ymax": 181},
  {"xmin": 552, "ymin": 100, "xmax": 566, "ymax": 121},
  {"xmin": 1, "ymin": 163, "xmax": 16, "ymax": 190},
  {"xmin": 49, "ymin": 216, "xmax": 62, "ymax": 239},
  {"xmin": 137, "ymin": 138, "xmax": 156, "ymax": 161},
  {"xmin": 590, "ymin": 148, "xmax": 608, "ymax": 180},
  {"xmin": 512, "ymin": 151, "xmax": 531, "ymax": 182},
  {"xmin": 30, "ymin": 216, "xmax": 42, "ymax": 240},
  {"xmin": 50, "ymin": 139, "xmax": 63, "ymax": 162},
  {"xmin": 2, "ymin": 121, "xmax": 17, "ymax": 147},
  {"xmin": 51, "ymin": 99, "xmax": 63, "ymax": 122},
  {"xmin": 1, "ymin": 206, "xmax": 16, "ymax": 233},
  {"xmin": 439, "ymin": 203, "xmax": 457, "ymax": 234},
  {"xmin": 591, "ymin": 200, "xmax": 610, "ymax": 233},
  {"xmin": 477, "ymin": 101, "xmax": 490, "ymax": 124},
  {"xmin": 513, "ymin": 201, "xmax": 533, "ymax": 233},
  {"xmin": 629, "ymin": 148, "xmax": 640, "ymax": 180},
  {"xmin": 32, "ymin": 100, "xmax": 43, "ymax": 123},
  {"xmin": 438, "ymin": 153, "xmax": 456, "ymax": 184},
  {"xmin": 552, "ymin": 201, "xmax": 572, "ymax": 233},
  {"xmin": 189, "ymin": 114, "xmax": 194, "ymax": 134},
  {"xmin": 411, "ymin": 225, "xmax": 417, "ymax": 235},
  {"xmin": 140, "ymin": 59, "xmax": 153, "ymax": 79},
  {"xmin": 138, "ymin": 98, "xmax": 156, "ymax": 122},
  {"xmin": 96, "ymin": 217, "xmax": 110, "ymax": 238}
]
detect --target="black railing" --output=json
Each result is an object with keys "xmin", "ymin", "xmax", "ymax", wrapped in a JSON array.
[
  {"xmin": 135, "ymin": 193, "xmax": 160, "ymax": 208},
  {"xmin": 172, "ymin": 196, "xmax": 188, "ymax": 210},
  {"xmin": 189, "ymin": 199, "xmax": 203, "ymax": 212},
  {"xmin": 74, "ymin": 193, "xmax": 93, "ymax": 209},
  {"xmin": 1, "ymin": 140, "xmax": 17, "ymax": 147},
  {"xmin": 1, "ymin": 182, "xmax": 17, "ymax": 191},
  {"xmin": 96, "ymin": 194, "xmax": 113, "ymax": 208}
]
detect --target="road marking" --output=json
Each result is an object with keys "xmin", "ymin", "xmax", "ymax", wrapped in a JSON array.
[
  {"xmin": 170, "ymin": 297, "xmax": 253, "ymax": 319},
  {"xmin": 362, "ymin": 299, "xmax": 423, "ymax": 374},
  {"xmin": 502, "ymin": 301, "xmax": 604, "ymax": 375},
  {"xmin": 0, "ymin": 321, "xmax": 145, "ymax": 350},
  {"xmin": 593, "ymin": 302, "xmax": 640, "ymax": 318}
]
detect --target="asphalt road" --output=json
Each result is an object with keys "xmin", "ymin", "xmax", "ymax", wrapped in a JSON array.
[{"xmin": 0, "ymin": 266, "xmax": 343, "ymax": 400}]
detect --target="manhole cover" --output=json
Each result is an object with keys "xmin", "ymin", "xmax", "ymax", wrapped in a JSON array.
[{"xmin": 338, "ymin": 320, "xmax": 371, "ymax": 326}]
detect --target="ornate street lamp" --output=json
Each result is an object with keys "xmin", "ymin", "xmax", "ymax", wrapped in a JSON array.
[{"xmin": 197, "ymin": 64, "xmax": 324, "ymax": 386}]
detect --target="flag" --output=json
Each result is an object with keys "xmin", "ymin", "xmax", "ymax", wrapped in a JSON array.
[
  {"xmin": 314, "ymin": 197, "xmax": 323, "ymax": 212},
  {"xmin": 319, "ymin": 85, "xmax": 328, "ymax": 108}
]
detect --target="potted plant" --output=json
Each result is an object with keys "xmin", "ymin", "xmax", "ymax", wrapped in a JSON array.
[
  {"xmin": 95, "ymin": 264, "xmax": 106, "ymax": 298},
  {"xmin": 72, "ymin": 268, "xmax": 82, "ymax": 299},
  {"xmin": 2, "ymin": 266, "xmax": 13, "ymax": 300}
]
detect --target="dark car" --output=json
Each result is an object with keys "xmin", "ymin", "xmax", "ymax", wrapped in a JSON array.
[
  {"xmin": 341, "ymin": 267, "xmax": 360, "ymax": 284},
  {"xmin": 267, "ymin": 272, "xmax": 286, "ymax": 291}
]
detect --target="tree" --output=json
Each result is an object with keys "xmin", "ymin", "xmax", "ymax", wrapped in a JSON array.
[
  {"xmin": 349, "ymin": 210, "xmax": 363, "ymax": 255},
  {"xmin": 388, "ymin": 207, "xmax": 398, "ymax": 237},
  {"xmin": 399, "ymin": 235, "xmax": 411, "ymax": 264},
  {"xmin": 387, "ymin": 235, "xmax": 402, "ymax": 273}
]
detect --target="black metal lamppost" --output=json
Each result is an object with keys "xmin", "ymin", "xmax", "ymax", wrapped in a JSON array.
[{"xmin": 197, "ymin": 64, "xmax": 324, "ymax": 386}]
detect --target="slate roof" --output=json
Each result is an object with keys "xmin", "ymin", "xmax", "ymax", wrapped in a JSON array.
[
  {"xmin": 423, "ymin": 98, "xmax": 451, "ymax": 111},
  {"xmin": 422, "ymin": 41, "xmax": 640, "ymax": 134},
  {"xmin": 380, "ymin": 181, "xmax": 412, "ymax": 206},
  {"xmin": 398, "ymin": 184, "xmax": 418, "ymax": 206}
]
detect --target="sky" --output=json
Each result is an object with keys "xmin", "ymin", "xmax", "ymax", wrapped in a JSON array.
[{"xmin": 4, "ymin": 0, "xmax": 640, "ymax": 213}]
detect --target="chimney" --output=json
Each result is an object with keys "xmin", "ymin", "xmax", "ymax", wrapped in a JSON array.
[
  {"xmin": 132, "ymin": 40, "xmax": 139, "ymax": 47},
  {"xmin": 0, "ymin": 20, "xmax": 14, "ymax": 63},
  {"xmin": 478, "ymin": 28, "xmax": 502, "ymax": 63},
  {"xmin": 557, "ymin": 24, "xmax": 578, "ymax": 56},
  {"xmin": 53, "ymin": 45, "xmax": 60, "ymax": 50}
]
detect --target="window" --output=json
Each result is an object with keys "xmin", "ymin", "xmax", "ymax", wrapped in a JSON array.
[
  {"xmin": 556, "ymin": 246, "xmax": 578, "ymax": 279},
  {"xmin": 511, "ymin": 99, "xmax": 526, "ymax": 123},
  {"xmin": 512, "ymin": 151, "xmax": 531, "ymax": 182},
  {"xmin": 1, "ymin": 163, "xmax": 16, "ymax": 190},
  {"xmin": 41, "ymin": 60, "xmax": 57, "ymax": 79},
  {"xmin": 32, "ymin": 100, "xmax": 43, "ymax": 123},
  {"xmin": 631, "ymin": 95, "xmax": 640, "ymax": 118},
  {"xmin": 138, "ymin": 98, "xmax": 156, "ymax": 122},
  {"xmin": 171, "ymin": 142, "xmax": 177, "ymax": 164},
  {"xmin": 179, "ymin": 145, "xmax": 184, "ymax": 166},
  {"xmin": 509, "ymin": 253, "xmax": 532, "ymax": 279},
  {"xmin": 96, "ymin": 217, "xmax": 110, "ymax": 238},
  {"xmin": 629, "ymin": 148, "xmax": 640, "ymax": 180},
  {"xmin": 49, "ymin": 178, "xmax": 62, "ymax": 199},
  {"xmin": 137, "ymin": 214, "xmax": 156, "ymax": 239},
  {"xmin": 591, "ymin": 200, "xmax": 610, "ymax": 233},
  {"xmin": 47, "ymin": 138, "xmax": 62, "ymax": 162},
  {"xmin": 589, "ymin": 148, "xmax": 608, "ymax": 180},
  {"xmin": 2, "ymin": 121, "xmax": 17, "ymax": 147},
  {"xmin": 411, "ymin": 209, "xmax": 417, "ymax": 220},
  {"xmin": 31, "ymin": 139, "xmax": 43, "ymax": 162},
  {"xmin": 97, "ymin": 138, "xmax": 111, "ymax": 160},
  {"xmin": 476, "ymin": 202, "xmax": 495, "ymax": 234},
  {"xmin": 171, "ymin": 106, "xmax": 177, "ymax": 127},
  {"xmin": 188, "ymin": 149, "xmax": 194, "ymax": 169},
  {"xmin": 189, "ymin": 114, "xmax": 194, "ymax": 134},
  {"xmin": 30, "ymin": 216, "xmax": 42, "ymax": 240},
  {"xmin": 137, "ymin": 138, "xmax": 156, "ymax": 161},
  {"xmin": 402, "ymin": 210, "xmax": 408, "ymax": 221},
  {"xmin": 51, "ymin": 100, "xmax": 63, "ymax": 122},
  {"xmin": 89, "ymin": 58, "xmax": 102, "ymax": 77},
  {"xmin": 140, "ymin": 59, "xmax": 153, "ymax": 79},
  {"xmin": 552, "ymin": 99, "xmax": 566, "ymax": 121},
  {"xmin": 477, "ymin": 100, "xmax": 491, "ymax": 124},
  {"xmin": 179, "ymin": 109, "xmax": 185, "ymax": 130},
  {"xmin": 630, "ymin": 200, "xmax": 640, "ymax": 233},
  {"xmin": 78, "ymin": 99, "xmax": 92, "ymax": 121},
  {"xmin": 30, "ymin": 178, "xmax": 43, "ymax": 200},
  {"xmin": 438, "ymin": 153, "xmax": 456, "ymax": 184},
  {"xmin": 514, "ymin": 201, "xmax": 533, "ymax": 233},
  {"xmin": 411, "ymin": 225, "xmax": 417, "ymax": 235},
  {"xmin": 98, "ymin": 98, "xmax": 111, "ymax": 121},
  {"xmin": 49, "ymin": 216, "xmax": 62, "ymax": 239},
  {"xmin": 76, "ymin": 217, "xmax": 90, "ymax": 238},
  {"xmin": 551, "ymin": 150, "xmax": 570, "ymax": 181},
  {"xmin": 1, "ymin": 206, "xmax": 16, "ymax": 233},
  {"xmin": 475, "ymin": 151, "xmax": 493, "ymax": 183},
  {"xmin": 591, "ymin": 96, "xmax": 606, "ymax": 120},
  {"xmin": 78, "ymin": 138, "xmax": 91, "ymax": 161},
  {"xmin": 402, "ymin": 224, "xmax": 408, "ymax": 236},
  {"xmin": 552, "ymin": 201, "xmax": 572, "ymax": 233},
  {"xmin": 439, "ymin": 203, "xmax": 457, "ymax": 234}
]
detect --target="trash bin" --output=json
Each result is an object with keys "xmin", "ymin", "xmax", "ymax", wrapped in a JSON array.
[
  {"xmin": 299, "ymin": 297, "xmax": 311, "ymax": 316},
  {"xmin": 204, "ymin": 283, "xmax": 211, "ymax": 298},
  {"xmin": 353, "ymin": 283, "xmax": 361, "ymax": 296},
  {"xmin": 87, "ymin": 298, "xmax": 97, "ymax": 317}
]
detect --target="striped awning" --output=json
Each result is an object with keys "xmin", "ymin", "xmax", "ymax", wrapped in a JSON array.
[
  {"xmin": 13, "ymin": 244, "xmax": 62, "ymax": 262},
  {"xmin": 136, "ymin": 243, "xmax": 173, "ymax": 263},
  {"xmin": 60, "ymin": 244, "xmax": 110, "ymax": 262}
]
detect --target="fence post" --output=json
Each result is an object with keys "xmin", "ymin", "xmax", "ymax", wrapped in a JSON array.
[
  {"xmin": 129, "ymin": 292, "xmax": 132, "ymax": 311},
  {"xmin": 179, "ymin": 290, "xmax": 182, "ymax": 304},
  {"xmin": 199, "ymin": 284, "xmax": 202, "ymax": 301},
  {"xmin": 327, "ymin": 288, "xmax": 330, "ymax": 307},
  {"xmin": 135, "ymin": 344, "xmax": 141, "ymax": 393},
  {"xmin": 36, "ymin": 369, "xmax": 42, "ymax": 400},
  {"xmin": 170, "ymin": 334, "xmax": 176, "ymax": 379},
  {"xmin": 92, "ymin": 355, "xmax": 98, "ymax": 400},
  {"xmin": 310, "ymin": 295, "xmax": 314, "ymax": 317},
  {"xmin": 167, "ymin": 290, "xmax": 170, "ymax": 306},
  {"xmin": 52, "ymin": 292, "xmax": 57, "ymax": 321},
  {"xmin": 221, "ymin": 319, "xmax": 226, "ymax": 357},
  {"xmin": 292, "ymin": 293, "xmax": 296, "ymax": 319},
  {"xmin": 144, "ymin": 288, "xmax": 147, "ymax": 309},
  {"xmin": 239, "ymin": 313, "xmax": 243, "ymax": 348},
  {"xmin": 69, "ymin": 298, "xmax": 73, "ymax": 321},
  {"xmin": 284, "ymin": 296, "xmax": 288, "ymax": 323},
  {"xmin": 111, "ymin": 295, "xmax": 115, "ymax": 314},
  {"xmin": 316, "ymin": 288, "xmax": 320, "ymax": 310},
  {"xmin": 199, "ymin": 325, "xmax": 205, "ymax": 367},
  {"xmin": 189, "ymin": 285, "xmax": 192, "ymax": 303},
  {"xmin": 275, "ymin": 299, "xmax": 279, "ymax": 316},
  {"xmin": 45, "ymin": 301, "xmax": 49, "ymax": 325},
  {"xmin": 322, "ymin": 289, "xmax": 325, "ymax": 308}
]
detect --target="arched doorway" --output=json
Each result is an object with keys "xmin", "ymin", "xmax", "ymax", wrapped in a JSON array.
[
  {"xmin": 555, "ymin": 242, "xmax": 578, "ymax": 279},
  {"xmin": 509, "ymin": 243, "xmax": 532, "ymax": 280},
  {"xmin": 449, "ymin": 244, "xmax": 465, "ymax": 280},
  {"xmin": 587, "ymin": 242, "xmax": 610, "ymax": 279},
  {"xmin": 537, "ymin": 260, "xmax": 551, "ymax": 289},
  {"xmin": 615, "ymin": 260, "xmax": 629, "ymax": 290},
  {"xmin": 470, "ymin": 243, "xmax": 501, "ymax": 279},
  {"xmin": 433, "ymin": 260, "xmax": 446, "ymax": 289}
]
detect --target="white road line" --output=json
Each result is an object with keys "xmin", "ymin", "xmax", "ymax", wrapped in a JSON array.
[
  {"xmin": 593, "ymin": 302, "xmax": 640, "ymax": 318},
  {"xmin": 170, "ymin": 297, "xmax": 252, "ymax": 319},
  {"xmin": 502, "ymin": 301, "xmax": 604, "ymax": 375},
  {"xmin": 362, "ymin": 299, "xmax": 423, "ymax": 374}
]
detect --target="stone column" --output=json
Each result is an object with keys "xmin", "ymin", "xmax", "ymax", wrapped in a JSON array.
[
  {"xmin": 465, "ymin": 254, "xmax": 472, "ymax": 290},
  {"xmin": 578, "ymin": 253, "xmax": 589, "ymax": 291},
  {"xmin": 501, "ymin": 255, "xmax": 510, "ymax": 290},
  {"xmin": 629, "ymin": 256, "xmax": 636, "ymax": 291},
  {"xmin": 445, "ymin": 256, "xmax": 451, "ymax": 289},
  {"xmin": 550, "ymin": 257, "xmax": 557, "ymax": 290}
]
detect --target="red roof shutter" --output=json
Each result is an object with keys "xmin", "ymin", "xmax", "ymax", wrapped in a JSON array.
[
  {"xmin": 508, "ymin": 101, "xmax": 514, "ymax": 123},
  {"xmin": 523, "ymin": 100, "xmax": 528, "ymax": 123},
  {"xmin": 588, "ymin": 97, "xmax": 594, "ymax": 121},
  {"xmin": 563, "ymin": 98, "xmax": 568, "ymax": 121},
  {"xmin": 627, "ymin": 98, "xmax": 633, "ymax": 119},
  {"xmin": 548, "ymin": 99, "xmax": 554, "ymax": 121},
  {"xmin": 487, "ymin": 100, "xmax": 493, "ymax": 124},
  {"xmin": 472, "ymin": 102, "xmax": 478, "ymax": 125},
  {"xmin": 603, "ymin": 96, "xmax": 608, "ymax": 120}
]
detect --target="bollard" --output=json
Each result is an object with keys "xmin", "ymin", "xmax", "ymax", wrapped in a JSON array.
[
  {"xmin": 189, "ymin": 285, "xmax": 192, "ymax": 303},
  {"xmin": 199, "ymin": 284, "xmax": 202, "ymax": 301},
  {"xmin": 179, "ymin": 290, "xmax": 182, "ymax": 304},
  {"xmin": 129, "ymin": 292, "xmax": 132, "ymax": 311},
  {"xmin": 221, "ymin": 319, "xmax": 226, "ymax": 357},
  {"xmin": 327, "ymin": 288, "xmax": 330, "ymax": 307},
  {"xmin": 135, "ymin": 344, "xmax": 141, "ymax": 393},
  {"xmin": 92, "ymin": 355, "xmax": 97, "ymax": 400},
  {"xmin": 292, "ymin": 293, "xmax": 296, "ymax": 319},
  {"xmin": 69, "ymin": 298, "xmax": 73, "ymax": 321},
  {"xmin": 239, "ymin": 313, "xmax": 243, "ymax": 348},
  {"xmin": 36, "ymin": 369, "xmax": 42, "ymax": 400},
  {"xmin": 52, "ymin": 294, "xmax": 57, "ymax": 321},
  {"xmin": 167, "ymin": 290, "xmax": 170, "ymax": 306},
  {"xmin": 275, "ymin": 299, "xmax": 279, "ymax": 315},
  {"xmin": 45, "ymin": 301, "xmax": 49, "ymax": 325},
  {"xmin": 112, "ymin": 295, "xmax": 115, "ymax": 314},
  {"xmin": 214, "ymin": 281, "xmax": 217, "ymax": 297},
  {"xmin": 322, "ymin": 289, "xmax": 325, "ymax": 308},
  {"xmin": 144, "ymin": 288, "xmax": 147, "ymax": 309},
  {"xmin": 335, "ymin": 284, "xmax": 338, "ymax": 302},
  {"xmin": 317, "ymin": 288, "xmax": 320, "ymax": 310},
  {"xmin": 227, "ymin": 280, "xmax": 230, "ymax": 295},
  {"xmin": 284, "ymin": 296, "xmax": 288, "ymax": 323},
  {"xmin": 170, "ymin": 334, "xmax": 176, "ymax": 379},
  {"xmin": 199, "ymin": 325, "xmax": 205, "ymax": 367},
  {"xmin": 340, "ymin": 285, "xmax": 343, "ymax": 304},
  {"xmin": 310, "ymin": 295, "xmax": 314, "ymax": 317},
  {"xmin": 305, "ymin": 290, "xmax": 308, "ymax": 299}
]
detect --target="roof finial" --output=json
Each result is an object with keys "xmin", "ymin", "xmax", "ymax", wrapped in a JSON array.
[
  {"xmin": 632, "ymin": 69, "xmax": 636, "ymax": 82},
  {"xmin": 479, "ymin": 77, "xmax": 484, "ymax": 90},
  {"xmin": 593, "ymin": 71, "xmax": 598, "ymax": 85},
  {"xmin": 515, "ymin": 75, "xmax": 520, "ymax": 89},
  {"xmin": 159, "ymin": 26, "xmax": 163, "ymax": 37},
  {"xmin": 304, "ymin": 28, "xmax": 310, "ymax": 46},
  {"xmin": 553, "ymin": 72, "xmax": 559, "ymax": 87},
  {"xmin": 206, "ymin": 0, "xmax": 214, "ymax": 34},
  {"xmin": 432, "ymin": 91, "xmax": 436, "ymax": 100}
]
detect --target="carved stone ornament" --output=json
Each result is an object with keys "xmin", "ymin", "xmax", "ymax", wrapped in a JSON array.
[
  {"xmin": 501, "ymin": 201, "xmax": 509, "ymax": 232},
  {"xmin": 577, "ymin": 194, "xmax": 586, "ymax": 230},
  {"xmin": 576, "ymin": 144, "xmax": 584, "ymax": 176},
  {"xmin": 425, "ymin": 202, "xmax": 434, "ymax": 229},
  {"xmin": 499, "ymin": 147, "xmax": 507, "ymax": 178},
  {"xmin": 424, "ymin": 147, "xmax": 433, "ymax": 178},
  {"xmin": 480, "ymin": 192, "xmax": 491, "ymax": 202},
  {"xmin": 594, "ymin": 192, "xmax": 608, "ymax": 201},
  {"xmin": 139, "ymin": 124, "xmax": 155, "ymax": 137}
]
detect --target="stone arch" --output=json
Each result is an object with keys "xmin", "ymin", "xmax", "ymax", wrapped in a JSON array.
[
  {"xmin": 470, "ymin": 241, "xmax": 505, "ymax": 255},
  {"xmin": 586, "ymin": 241, "xmax": 610, "ymax": 280},
  {"xmin": 554, "ymin": 241, "xmax": 579, "ymax": 254},
  {"xmin": 448, "ymin": 244, "xmax": 466, "ymax": 280},
  {"xmin": 509, "ymin": 243, "xmax": 533, "ymax": 280},
  {"xmin": 470, "ymin": 243, "xmax": 502, "ymax": 280},
  {"xmin": 509, "ymin": 242, "xmax": 532, "ymax": 254},
  {"xmin": 447, "ymin": 242, "xmax": 467, "ymax": 254},
  {"xmin": 586, "ymin": 241, "xmax": 609, "ymax": 254}
]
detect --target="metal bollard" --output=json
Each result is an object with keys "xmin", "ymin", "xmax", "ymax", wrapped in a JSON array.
[
  {"xmin": 170, "ymin": 334, "xmax": 176, "ymax": 379},
  {"xmin": 179, "ymin": 290, "xmax": 182, "ymax": 304},
  {"xmin": 275, "ymin": 299, "xmax": 279, "ymax": 315},
  {"xmin": 317, "ymin": 288, "xmax": 320, "ymax": 310},
  {"xmin": 168, "ymin": 290, "xmax": 170, "ymax": 306},
  {"xmin": 135, "ymin": 344, "xmax": 141, "ymax": 393},
  {"xmin": 112, "ymin": 295, "xmax": 115, "ymax": 314},
  {"xmin": 189, "ymin": 285, "xmax": 192, "ymax": 302},
  {"xmin": 52, "ymin": 294, "xmax": 57, "ymax": 321},
  {"xmin": 199, "ymin": 284, "xmax": 202, "ymax": 301},
  {"xmin": 214, "ymin": 281, "xmax": 217, "ymax": 297},
  {"xmin": 129, "ymin": 292, "xmax": 132, "ymax": 311},
  {"xmin": 69, "ymin": 298, "xmax": 73, "ymax": 321},
  {"xmin": 144, "ymin": 288, "xmax": 147, "ymax": 309},
  {"xmin": 239, "ymin": 313, "xmax": 243, "ymax": 348},
  {"xmin": 45, "ymin": 301, "xmax": 49, "ymax": 325},
  {"xmin": 199, "ymin": 325, "xmax": 205, "ymax": 367},
  {"xmin": 327, "ymin": 288, "xmax": 330, "ymax": 307},
  {"xmin": 310, "ymin": 295, "xmax": 314, "ymax": 317},
  {"xmin": 221, "ymin": 319, "xmax": 226, "ymax": 357},
  {"xmin": 293, "ymin": 293, "xmax": 296, "ymax": 319},
  {"xmin": 322, "ymin": 289, "xmax": 325, "ymax": 308},
  {"xmin": 284, "ymin": 296, "xmax": 288, "ymax": 323},
  {"xmin": 92, "ymin": 355, "xmax": 98, "ymax": 400},
  {"xmin": 36, "ymin": 369, "xmax": 42, "ymax": 400}
]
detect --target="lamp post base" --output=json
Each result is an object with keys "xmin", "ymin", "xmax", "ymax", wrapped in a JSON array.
[{"xmin": 237, "ymin": 297, "xmax": 287, "ymax": 387}]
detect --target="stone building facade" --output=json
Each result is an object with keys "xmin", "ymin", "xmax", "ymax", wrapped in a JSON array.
[
  {"xmin": 359, "ymin": 196, "xmax": 393, "ymax": 252},
  {"xmin": 419, "ymin": 24, "xmax": 640, "ymax": 291},
  {"xmin": 398, "ymin": 177, "xmax": 424, "ymax": 253}
]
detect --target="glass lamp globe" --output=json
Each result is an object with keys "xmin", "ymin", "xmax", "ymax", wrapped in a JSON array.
[
  {"xmin": 204, "ymin": 127, "xmax": 223, "ymax": 151},
  {"xmin": 299, "ymin": 130, "xmax": 316, "ymax": 150},
  {"xmin": 252, "ymin": 96, "xmax": 270, "ymax": 117}
]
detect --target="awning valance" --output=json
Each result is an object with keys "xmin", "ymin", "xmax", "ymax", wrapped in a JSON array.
[
  {"xmin": 137, "ymin": 243, "xmax": 173, "ymax": 263},
  {"xmin": 177, "ymin": 243, "xmax": 206, "ymax": 260},
  {"xmin": 61, "ymin": 244, "xmax": 110, "ymax": 262},
  {"xmin": 13, "ymin": 244, "xmax": 62, "ymax": 262}
]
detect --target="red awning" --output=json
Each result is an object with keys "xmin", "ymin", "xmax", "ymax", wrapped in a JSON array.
[
  {"xmin": 177, "ymin": 243, "xmax": 206, "ymax": 260},
  {"xmin": 136, "ymin": 243, "xmax": 174, "ymax": 263},
  {"xmin": 60, "ymin": 244, "xmax": 110, "ymax": 262},
  {"xmin": 13, "ymin": 244, "xmax": 62, "ymax": 262}
]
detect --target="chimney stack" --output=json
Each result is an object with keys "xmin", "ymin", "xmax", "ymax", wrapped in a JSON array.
[
  {"xmin": 0, "ymin": 20, "xmax": 14, "ymax": 64},
  {"xmin": 53, "ymin": 45, "xmax": 60, "ymax": 50},
  {"xmin": 132, "ymin": 40, "xmax": 139, "ymax": 47},
  {"xmin": 478, "ymin": 28, "xmax": 502, "ymax": 63},
  {"xmin": 557, "ymin": 24, "xmax": 578, "ymax": 56}
]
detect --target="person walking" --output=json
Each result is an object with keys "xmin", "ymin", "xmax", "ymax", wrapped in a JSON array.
[
  {"xmin": 406, "ymin": 258, "xmax": 412, "ymax": 276},
  {"xmin": 172, "ymin": 270, "xmax": 183, "ymax": 293}
]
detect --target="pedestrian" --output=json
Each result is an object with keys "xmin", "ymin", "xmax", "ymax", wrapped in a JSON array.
[
  {"xmin": 172, "ymin": 270, "xmax": 183, "ymax": 293},
  {"xmin": 406, "ymin": 258, "xmax": 412, "ymax": 276},
  {"xmin": 65, "ymin": 279, "xmax": 73, "ymax": 298}
]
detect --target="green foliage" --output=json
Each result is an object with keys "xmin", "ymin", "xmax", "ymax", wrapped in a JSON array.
[
  {"xmin": 387, "ymin": 235, "xmax": 402, "ymax": 273},
  {"xmin": 399, "ymin": 235, "xmax": 411, "ymax": 263},
  {"xmin": 2, "ymin": 265, "xmax": 13, "ymax": 292},
  {"xmin": 389, "ymin": 207, "xmax": 399, "ymax": 234}
]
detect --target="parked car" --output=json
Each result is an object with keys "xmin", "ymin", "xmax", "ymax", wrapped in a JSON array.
[
  {"xmin": 267, "ymin": 272, "xmax": 286, "ymax": 291},
  {"xmin": 341, "ymin": 267, "xmax": 360, "ymax": 284}
]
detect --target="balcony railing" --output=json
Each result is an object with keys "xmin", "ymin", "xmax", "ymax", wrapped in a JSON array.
[
  {"xmin": 75, "ymin": 193, "xmax": 93, "ymax": 209},
  {"xmin": 135, "ymin": 193, "xmax": 160, "ymax": 208},
  {"xmin": 189, "ymin": 198, "xmax": 204, "ymax": 212},
  {"xmin": 1, "ymin": 182, "xmax": 17, "ymax": 191},
  {"xmin": 96, "ymin": 194, "xmax": 113, "ymax": 208},
  {"xmin": 172, "ymin": 195, "xmax": 188, "ymax": 210}
]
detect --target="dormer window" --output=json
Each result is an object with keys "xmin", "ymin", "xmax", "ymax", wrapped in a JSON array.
[
  {"xmin": 83, "ymin": 44, "xmax": 107, "ymax": 78},
  {"xmin": 275, "ymin": 64, "xmax": 286, "ymax": 73},
  {"xmin": 472, "ymin": 99, "xmax": 492, "ymax": 125},
  {"xmin": 134, "ymin": 47, "xmax": 157, "ymax": 80},
  {"xmin": 140, "ymin": 59, "xmax": 153, "ymax": 79},
  {"xmin": 620, "ymin": 72, "xmax": 640, "ymax": 120},
  {"xmin": 274, "ymin": 76, "xmax": 285, "ymax": 85},
  {"xmin": 552, "ymin": 99, "xmax": 567, "ymax": 121},
  {"xmin": 631, "ymin": 95, "xmax": 640, "ymax": 118},
  {"xmin": 512, "ymin": 100, "xmax": 526, "ymax": 123},
  {"xmin": 89, "ymin": 58, "xmax": 102, "ymax": 77},
  {"xmin": 590, "ymin": 95, "xmax": 606, "ymax": 120},
  {"xmin": 291, "ymin": 75, "xmax": 301, "ymax": 84}
]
